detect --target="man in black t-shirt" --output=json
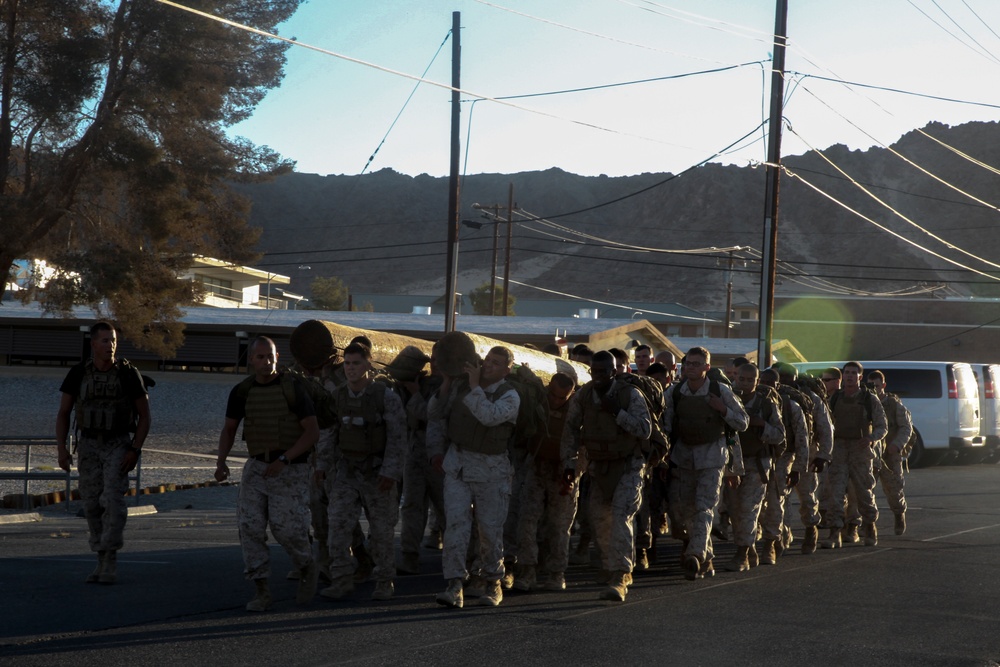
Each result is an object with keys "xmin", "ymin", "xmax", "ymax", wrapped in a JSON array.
[{"xmin": 56, "ymin": 321, "xmax": 150, "ymax": 585}]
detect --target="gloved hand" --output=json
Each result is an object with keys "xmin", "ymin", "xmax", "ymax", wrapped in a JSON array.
[
  {"xmin": 809, "ymin": 458, "xmax": 827, "ymax": 474},
  {"xmin": 560, "ymin": 468, "xmax": 576, "ymax": 496},
  {"xmin": 786, "ymin": 470, "xmax": 800, "ymax": 488}
]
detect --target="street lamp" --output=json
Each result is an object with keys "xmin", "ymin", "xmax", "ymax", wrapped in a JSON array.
[{"xmin": 462, "ymin": 217, "xmax": 501, "ymax": 316}]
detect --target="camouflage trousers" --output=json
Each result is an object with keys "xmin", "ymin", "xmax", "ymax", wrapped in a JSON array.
[
  {"xmin": 503, "ymin": 445, "xmax": 530, "ymax": 562},
  {"xmin": 77, "ymin": 433, "xmax": 131, "ymax": 553},
  {"xmin": 675, "ymin": 465, "xmax": 725, "ymax": 563},
  {"xmin": 326, "ymin": 462, "xmax": 399, "ymax": 584},
  {"xmin": 589, "ymin": 457, "xmax": 645, "ymax": 573},
  {"xmin": 633, "ymin": 472, "xmax": 653, "ymax": 552},
  {"xmin": 238, "ymin": 459, "xmax": 313, "ymax": 580},
  {"xmin": 827, "ymin": 439, "xmax": 878, "ymax": 528},
  {"xmin": 761, "ymin": 453, "xmax": 794, "ymax": 541},
  {"xmin": 399, "ymin": 444, "xmax": 445, "ymax": 555},
  {"xmin": 724, "ymin": 461, "xmax": 768, "ymax": 548},
  {"xmin": 516, "ymin": 459, "xmax": 579, "ymax": 574},
  {"xmin": 877, "ymin": 448, "xmax": 907, "ymax": 515},
  {"xmin": 441, "ymin": 448, "xmax": 512, "ymax": 582},
  {"xmin": 792, "ymin": 468, "xmax": 822, "ymax": 527}
]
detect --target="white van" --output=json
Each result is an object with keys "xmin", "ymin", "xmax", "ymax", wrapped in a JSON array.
[
  {"xmin": 971, "ymin": 364, "xmax": 1000, "ymax": 461},
  {"xmin": 794, "ymin": 361, "xmax": 982, "ymax": 468}
]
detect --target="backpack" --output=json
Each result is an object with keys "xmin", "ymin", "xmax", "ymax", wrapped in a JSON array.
[
  {"xmin": 504, "ymin": 365, "xmax": 550, "ymax": 446},
  {"xmin": 777, "ymin": 383, "xmax": 814, "ymax": 455},
  {"xmin": 619, "ymin": 373, "xmax": 669, "ymax": 462},
  {"xmin": 237, "ymin": 369, "xmax": 339, "ymax": 430}
]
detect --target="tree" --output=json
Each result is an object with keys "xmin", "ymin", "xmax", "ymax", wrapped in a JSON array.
[
  {"xmin": 310, "ymin": 276, "xmax": 348, "ymax": 311},
  {"xmin": 0, "ymin": 0, "xmax": 303, "ymax": 355},
  {"xmin": 468, "ymin": 282, "xmax": 515, "ymax": 316}
]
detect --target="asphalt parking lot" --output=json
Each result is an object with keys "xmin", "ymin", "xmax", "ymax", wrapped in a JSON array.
[{"xmin": 2, "ymin": 465, "xmax": 999, "ymax": 666}]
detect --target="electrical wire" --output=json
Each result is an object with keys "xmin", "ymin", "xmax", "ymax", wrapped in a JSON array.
[{"xmin": 908, "ymin": 0, "xmax": 1000, "ymax": 66}]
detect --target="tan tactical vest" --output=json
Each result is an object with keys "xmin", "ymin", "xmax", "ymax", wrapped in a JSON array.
[
  {"xmin": 832, "ymin": 391, "xmax": 872, "ymax": 440},
  {"xmin": 579, "ymin": 385, "xmax": 640, "ymax": 461},
  {"xmin": 335, "ymin": 383, "xmax": 387, "ymax": 461},
  {"xmin": 76, "ymin": 359, "xmax": 135, "ymax": 435},
  {"xmin": 447, "ymin": 382, "xmax": 516, "ymax": 455},
  {"xmin": 243, "ymin": 382, "xmax": 303, "ymax": 456},
  {"xmin": 674, "ymin": 389, "xmax": 727, "ymax": 446}
]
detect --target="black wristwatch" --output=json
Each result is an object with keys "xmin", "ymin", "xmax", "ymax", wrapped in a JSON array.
[{"xmin": 277, "ymin": 454, "xmax": 289, "ymax": 464}]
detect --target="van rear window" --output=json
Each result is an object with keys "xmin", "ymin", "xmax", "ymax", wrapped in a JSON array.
[{"xmin": 870, "ymin": 369, "xmax": 942, "ymax": 399}]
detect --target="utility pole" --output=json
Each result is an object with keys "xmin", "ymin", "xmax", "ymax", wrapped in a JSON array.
[
  {"xmin": 724, "ymin": 250, "xmax": 734, "ymax": 339},
  {"xmin": 503, "ymin": 182, "xmax": 514, "ymax": 317},
  {"xmin": 757, "ymin": 0, "xmax": 788, "ymax": 366},
  {"xmin": 490, "ymin": 204, "xmax": 499, "ymax": 315},
  {"xmin": 443, "ymin": 11, "xmax": 461, "ymax": 333}
]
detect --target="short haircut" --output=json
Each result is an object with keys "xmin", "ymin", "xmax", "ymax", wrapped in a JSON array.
[
  {"xmin": 647, "ymin": 362, "xmax": 667, "ymax": 376},
  {"xmin": 760, "ymin": 368, "xmax": 779, "ymax": 383},
  {"xmin": 349, "ymin": 335, "xmax": 373, "ymax": 350},
  {"xmin": 774, "ymin": 362, "xmax": 798, "ymax": 379},
  {"xmin": 739, "ymin": 363, "xmax": 760, "ymax": 376},
  {"xmin": 842, "ymin": 361, "xmax": 863, "ymax": 374},
  {"xmin": 732, "ymin": 356, "xmax": 750, "ymax": 368},
  {"xmin": 91, "ymin": 321, "xmax": 115, "ymax": 336},
  {"xmin": 609, "ymin": 348, "xmax": 628, "ymax": 364},
  {"xmin": 868, "ymin": 370, "xmax": 885, "ymax": 382},
  {"xmin": 488, "ymin": 345, "xmax": 514, "ymax": 367},
  {"xmin": 571, "ymin": 343, "xmax": 593, "ymax": 356},
  {"xmin": 542, "ymin": 342, "xmax": 562, "ymax": 357},
  {"xmin": 592, "ymin": 350, "xmax": 614, "ymax": 366},
  {"xmin": 550, "ymin": 372, "xmax": 575, "ymax": 390},
  {"xmin": 249, "ymin": 335, "xmax": 275, "ymax": 353},
  {"xmin": 343, "ymin": 342, "xmax": 371, "ymax": 359},
  {"xmin": 824, "ymin": 367, "xmax": 842, "ymax": 380},
  {"xmin": 687, "ymin": 346, "xmax": 711, "ymax": 364},
  {"xmin": 634, "ymin": 344, "xmax": 651, "ymax": 355}
]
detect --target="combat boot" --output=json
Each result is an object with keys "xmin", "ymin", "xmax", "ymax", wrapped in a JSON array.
[
  {"xmin": 320, "ymin": 575, "xmax": 354, "ymax": 601},
  {"xmin": 98, "ymin": 550, "xmax": 117, "ymax": 585},
  {"xmin": 296, "ymin": 561, "xmax": 318, "ymax": 604},
  {"xmin": 682, "ymin": 554, "xmax": 702, "ymax": 581},
  {"xmin": 371, "ymin": 580, "xmax": 394, "ymax": 601},
  {"xmin": 513, "ymin": 564, "xmax": 536, "ymax": 592},
  {"xmin": 464, "ymin": 575, "xmax": 486, "ymax": 598},
  {"xmin": 246, "ymin": 578, "xmax": 271, "ymax": 612},
  {"xmin": 436, "ymin": 578, "xmax": 464, "ymax": 608},
  {"xmin": 540, "ymin": 572, "xmax": 566, "ymax": 591},
  {"xmin": 479, "ymin": 579, "xmax": 503, "ymax": 607},
  {"xmin": 894, "ymin": 512, "xmax": 907, "ymax": 536},
  {"xmin": 599, "ymin": 571, "xmax": 628, "ymax": 601},
  {"xmin": 636, "ymin": 547, "xmax": 650, "ymax": 571},
  {"xmin": 700, "ymin": 559, "xmax": 715, "ymax": 579},
  {"xmin": 747, "ymin": 544, "xmax": 759, "ymax": 568},
  {"xmin": 86, "ymin": 551, "xmax": 106, "ymax": 584},
  {"xmin": 802, "ymin": 525, "xmax": 819, "ymax": 555},
  {"xmin": 353, "ymin": 543, "xmax": 374, "ymax": 583},
  {"xmin": 501, "ymin": 560, "xmax": 516, "ymax": 590},
  {"xmin": 863, "ymin": 521, "xmax": 878, "ymax": 546},
  {"xmin": 724, "ymin": 546, "xmax": 750, "ymax": 572},
  {"xmin": 782, "ymin": 525, "xmax": 794, "ymax": 550},
  {"xmin": 842, "ymin": 524, "xmax": 860, "ymax": 544},
  {"xmin": 569, "ymin": 536, "xmax": 590, "ymax": 565},
  {"xmin": 759, "ymin": 539, "xmax": 777, "ymax": 565},
  {"xmin": 593, "ymin": 569, "xmax": 611, "ymax": 585},
  {"xmin": 398, "ymin": 551, "xmax": 420, "ymax": 575},
  {"xmin": 821, "ymin": 527, "xmax": 842, "ymax": 549},
  {"xmin": 423, "ymin": 528, "xmax": 443, "ymax": 550}
]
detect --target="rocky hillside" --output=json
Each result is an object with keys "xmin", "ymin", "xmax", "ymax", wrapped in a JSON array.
[{"xmin": 234, "ymin": 121, "xmax": 1000, "ymax": 310}]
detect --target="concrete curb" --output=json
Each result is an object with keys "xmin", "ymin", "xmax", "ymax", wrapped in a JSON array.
[{"xmin": 0, "ymin": 511, "xmax": 42, "ymax": 524}]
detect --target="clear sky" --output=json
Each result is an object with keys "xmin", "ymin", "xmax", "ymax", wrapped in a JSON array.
[{"xmin": 218, "ymin": 0, "xmax": 1000, "ymax": 178}]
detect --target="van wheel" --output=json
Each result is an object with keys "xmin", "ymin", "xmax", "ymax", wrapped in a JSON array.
[{"xmin": 905, "ymin": 431, "xmax": 932, "ymax": 468}]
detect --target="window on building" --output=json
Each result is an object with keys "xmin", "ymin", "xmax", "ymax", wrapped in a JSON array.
[{"xmin": 196, "ymin": 274, "xmax": 234, "ymax": 299}]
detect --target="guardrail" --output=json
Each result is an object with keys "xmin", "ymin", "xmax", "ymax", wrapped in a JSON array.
[{"xmin": 0, "ymin": 435, "xmax": 142, "ymax": 511}]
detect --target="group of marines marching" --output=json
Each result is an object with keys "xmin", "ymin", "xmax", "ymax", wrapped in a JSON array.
[{"xmin": 58, "ymin": 323, "xmax": 911, "ymax": 611}]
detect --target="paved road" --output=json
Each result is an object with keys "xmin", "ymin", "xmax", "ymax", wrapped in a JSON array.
[{"xmin": 2, "ymin": 465, "xmax": 999, "ymax": 666}]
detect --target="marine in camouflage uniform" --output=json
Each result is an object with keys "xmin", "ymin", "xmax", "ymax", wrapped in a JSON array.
[
  {"xmin": 662, "ymin": 347, "xmax": 749, "ymax": 580},
  {"xmin": 56, "ymin": 322, "xmax": 150, "ymax": 585},
  {"xmin": 430, "ymin": 346, "xmax": 520, "ymax": 609},
  {"xmin": 723, "ymin": 365, "xmax": 785, "ymax": 572},
  {"xmin": 398, "ymin": 370, "xmax": 445, "ymax": 574},
  {"xmin": 217, "ymin": 337, "xmax": 319, "ymax": 612},
  {"xmin": 514, "ymin": 373, "xmax": 579, "ymax": 592},
  {"xmin": 758, "ymin": 369, "xmax": 812, "ymax": 560},
  {"xmin": 561, "ymin": 351, "xmax": 651, "ymax": 602},
  {"xmin": 821, "ymin": 362, "xmax": 888, "ymax": 549},
  {"xmin": 869, "ymin": 371, "xmax": 913, "ymax": 535},
  {"xmin": 315, "ymin": 343, "xmax": 407, "ymax": 601}
]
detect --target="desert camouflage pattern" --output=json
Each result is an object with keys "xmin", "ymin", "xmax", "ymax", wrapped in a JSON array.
[
  {"xmin": 237, "ymin": 459, "xmax": 313, "ymax": 579},
  {"xmin": 77, "ymin": 433, "xmax": 132, "ymax": 552}
]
